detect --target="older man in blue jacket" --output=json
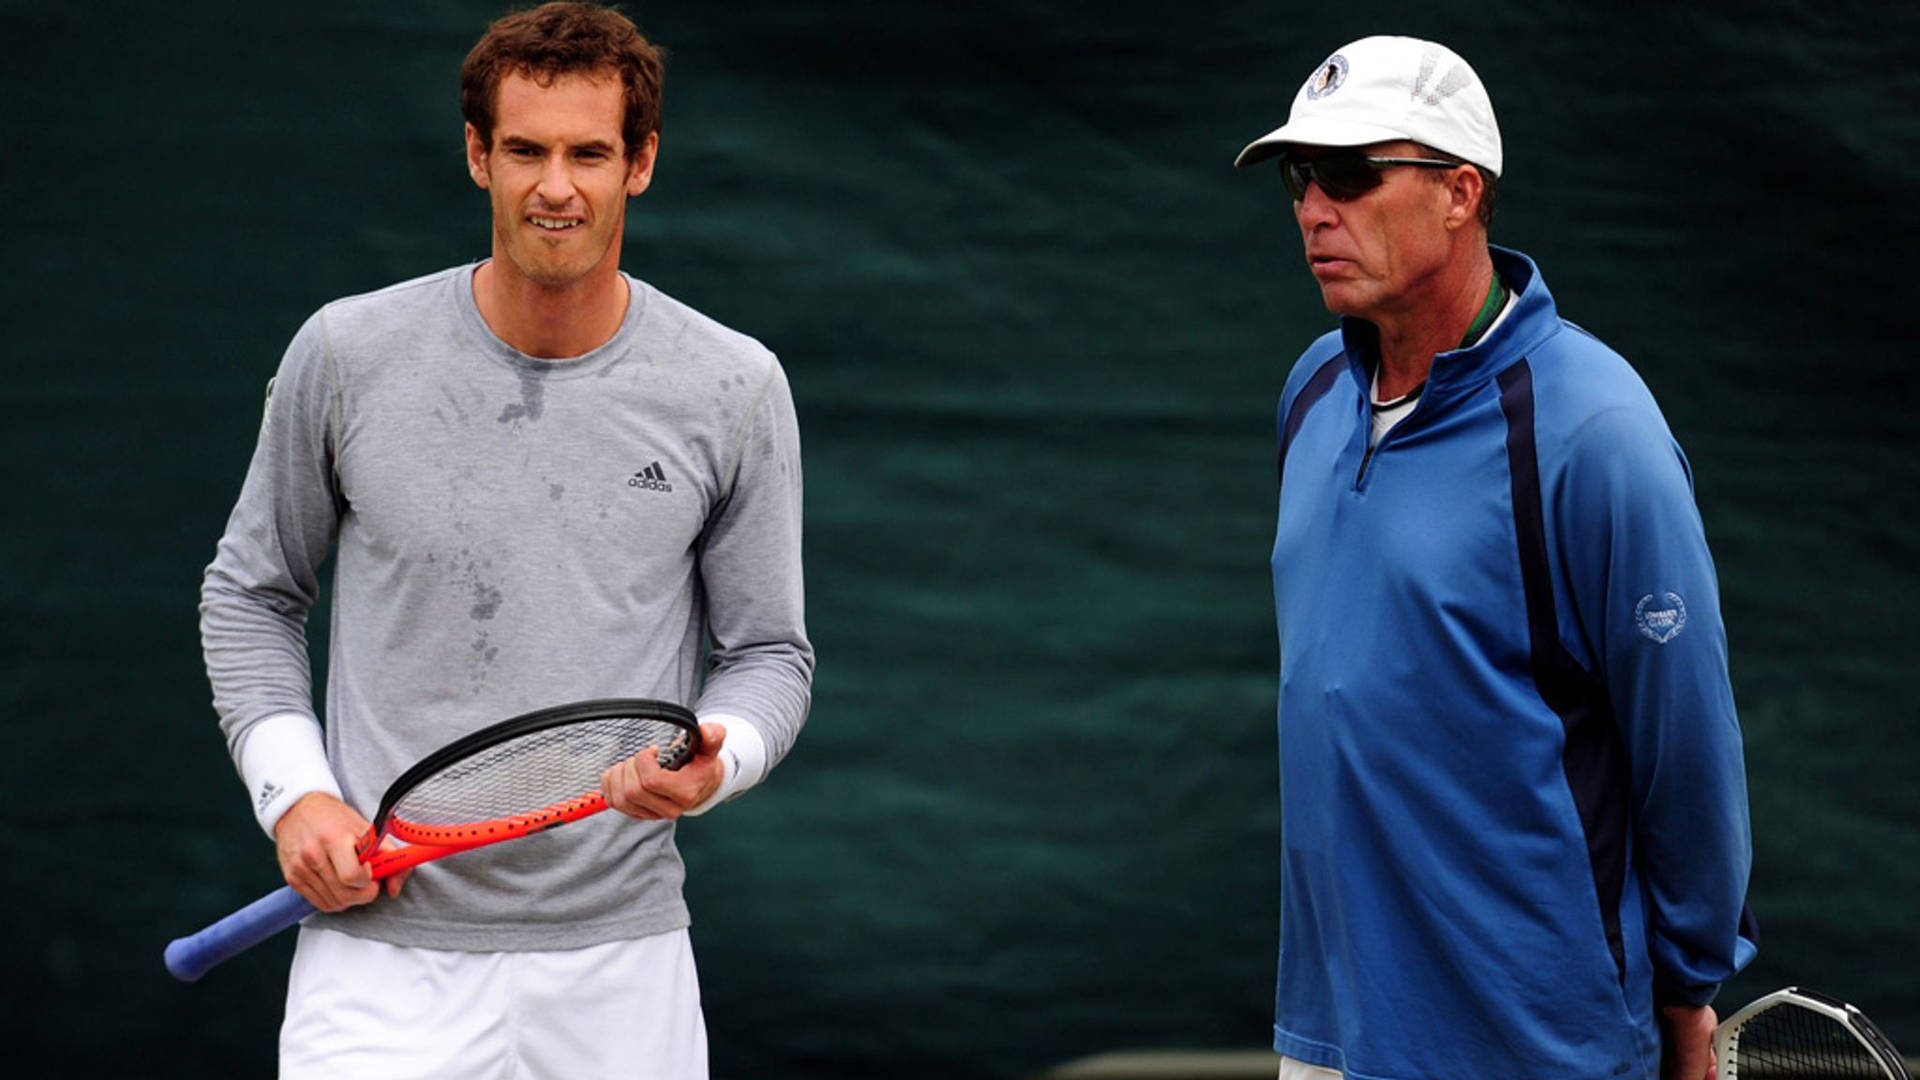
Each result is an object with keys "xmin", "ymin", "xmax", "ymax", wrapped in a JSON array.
[{"xmin": 1236, "ymin": 35, "xmax": 1757, "ymax": 1080}]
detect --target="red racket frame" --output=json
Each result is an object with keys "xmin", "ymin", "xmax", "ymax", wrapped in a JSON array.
[
  {"xmin": 357, "ymin": 790, "xmax": 617, "ymax": 877},
  {"xmin": 165, "ymin": 698, "xmax": 700, "ymax": 983}
]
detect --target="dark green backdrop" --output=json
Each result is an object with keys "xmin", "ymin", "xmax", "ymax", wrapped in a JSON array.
[{"xmin": 4, "ymin": 1, "xmax": 1915, "ymax": 1076}]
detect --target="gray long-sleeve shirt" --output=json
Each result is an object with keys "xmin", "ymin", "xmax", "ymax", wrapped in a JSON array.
[{"xmin": 201, "ymin": 265, "xmax": 812, "ymax": 950}]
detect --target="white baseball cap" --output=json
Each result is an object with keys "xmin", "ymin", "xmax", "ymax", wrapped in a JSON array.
[{"xmin": 1234, "ymin": 36, "xmax": 1502, "ymax": 177}]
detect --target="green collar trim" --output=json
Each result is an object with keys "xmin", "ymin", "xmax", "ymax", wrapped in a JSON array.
[{"xmin": 1460, "ymin": 271, "xmax": 1508, "ymax": 349}]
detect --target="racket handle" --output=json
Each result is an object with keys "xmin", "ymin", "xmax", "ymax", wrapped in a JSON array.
[{"xmin": 164, "ymin": 885, "xmax": 316, "ymax": 982}]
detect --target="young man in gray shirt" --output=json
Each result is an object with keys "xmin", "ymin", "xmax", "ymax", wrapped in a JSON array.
[{"xmin": 199, "ymin": 4, "xmax": 811, "ymax": 1074}]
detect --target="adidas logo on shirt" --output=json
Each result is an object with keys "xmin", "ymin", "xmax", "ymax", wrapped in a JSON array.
[{"xmin": 628, "ymin": 462, "xmax": 674, "ymax": 493}]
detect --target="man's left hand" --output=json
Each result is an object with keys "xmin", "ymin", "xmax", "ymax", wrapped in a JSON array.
[
  {"xmin": 1659, "ymin": 1003, "xmax": 1718, "ymax": 1080},
  {"xmin": 601, "ymin": 722, "xmax": 728, "ymax": 820}
]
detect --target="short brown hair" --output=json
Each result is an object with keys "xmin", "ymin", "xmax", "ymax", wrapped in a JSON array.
[{"xmin": 461, "ymin": 2, "xmax": 666, "ymax": 159}]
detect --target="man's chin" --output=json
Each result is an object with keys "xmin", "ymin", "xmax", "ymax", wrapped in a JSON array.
[
  {"xmin": 1314, "ymin": 280, "xmax": 1376, "ymax": 320},
  {"xmin": 509, "ymin": 255, "xmax": 599, "ymax": 291}
]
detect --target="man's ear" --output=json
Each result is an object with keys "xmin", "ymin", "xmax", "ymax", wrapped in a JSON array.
[
  {"xmin": 1444, "ymin": 164, "xmax": 1484, "ymax": 231},
  {"xmin": 626, "ymin": 131, "xmax": 660, "ymax": 197},
  {"xmin": 465, "ymin": 123, "xmax": 491, "ymax": 190}
]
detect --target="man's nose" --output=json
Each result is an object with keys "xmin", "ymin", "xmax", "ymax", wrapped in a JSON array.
[
  {"xmin": 1294, "ymin": 181, "xmax": 1339, "ymax": 228},
  {"xmin": 536, "ymin": 155, "xmax": 575, "ymax": 203}
]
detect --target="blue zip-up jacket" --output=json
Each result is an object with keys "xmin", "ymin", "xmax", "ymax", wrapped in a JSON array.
[{"xmin": 1271, "ymin": 247, "xmax": 1756, "ymax": 1080}]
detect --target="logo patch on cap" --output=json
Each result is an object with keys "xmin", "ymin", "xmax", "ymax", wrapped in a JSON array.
[{"xmin": 1304, "ymin": 54, "xmax": 1349, "ymax": 100}]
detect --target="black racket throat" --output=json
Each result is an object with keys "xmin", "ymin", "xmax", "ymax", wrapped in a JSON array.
[{"xmin": 367, "ymin": 698, "xmax": 699, "ymax": 836}]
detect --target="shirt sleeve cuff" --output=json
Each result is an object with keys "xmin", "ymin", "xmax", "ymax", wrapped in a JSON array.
[
  {"xmin": 683, "ymin": 713, "xmax": 768, "ymax": 816},
  {"xmin": 235, "ymin": 712, "xmax": 343, "ymax": 837}
]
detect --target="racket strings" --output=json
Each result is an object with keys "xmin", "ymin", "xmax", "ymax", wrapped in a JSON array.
[
  {"xmin": 1730, "ymin": 1007, "xmax": 1886, "ymax": 1078},
  {"xmin": 386, "ymin": 716, "xmax": 690, "ymax": 828}
]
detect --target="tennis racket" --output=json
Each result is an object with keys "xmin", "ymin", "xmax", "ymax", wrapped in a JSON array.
[
  {"xmin": 1715, "ymin": 986, "xmax": 1913, "ymax": 1079},
  {"xmin": 164, "ymin": 698, "xmax": 700, "ymax": 982}
]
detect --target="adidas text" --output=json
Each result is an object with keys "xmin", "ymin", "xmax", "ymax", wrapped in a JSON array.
[{"xmin": 629, "ymin": 462, "xmax": 674, "ymax": 493}]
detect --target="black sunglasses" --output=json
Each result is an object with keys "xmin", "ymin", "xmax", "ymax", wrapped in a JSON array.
[{"xmin": 1279, "ymin": 154, "xmax": 1460, "ymax": 202}]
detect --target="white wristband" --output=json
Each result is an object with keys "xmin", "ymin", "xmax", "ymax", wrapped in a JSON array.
[
  {"xmin": 235, "ymin": 712, "xmax": 344, "ymax": 836},
  {"xmin": 683, "ymin": 713, "xmax": 768, "ymax": 816}
]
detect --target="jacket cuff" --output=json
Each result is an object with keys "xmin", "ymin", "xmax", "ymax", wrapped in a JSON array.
[{"xmin": 1653, "ymin": 970, "xmax": 1721, "ymax": 1008}]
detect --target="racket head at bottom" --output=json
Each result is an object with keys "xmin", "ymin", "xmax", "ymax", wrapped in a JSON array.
[{"xmin": 1715, "ymin": 987, "xmax": 1912, "ymax": 1080}]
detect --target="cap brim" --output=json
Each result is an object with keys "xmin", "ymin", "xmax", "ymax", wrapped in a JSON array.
[{"xmin": 1233, "ymin": 117, "xmax": 1423, "ymax": 168}]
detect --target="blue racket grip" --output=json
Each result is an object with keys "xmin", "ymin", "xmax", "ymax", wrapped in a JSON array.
[{"xmin": 165, "ymin": 885, "xmax": 316, "ymax": 982}]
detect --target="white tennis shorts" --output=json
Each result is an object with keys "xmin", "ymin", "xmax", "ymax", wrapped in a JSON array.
[{"xmin": 280, "ymin": 925, "xmax": 707, "ymax": 1079}]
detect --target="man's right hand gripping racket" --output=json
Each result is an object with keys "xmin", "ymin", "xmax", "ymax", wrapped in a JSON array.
[
  {"xmin": 1715, "ymin": 986, "xmax": 1913, "ymax": 1079},
  {"xmin": 164, "ymin": 698, "xmax": 700, "ymax": 982}
]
